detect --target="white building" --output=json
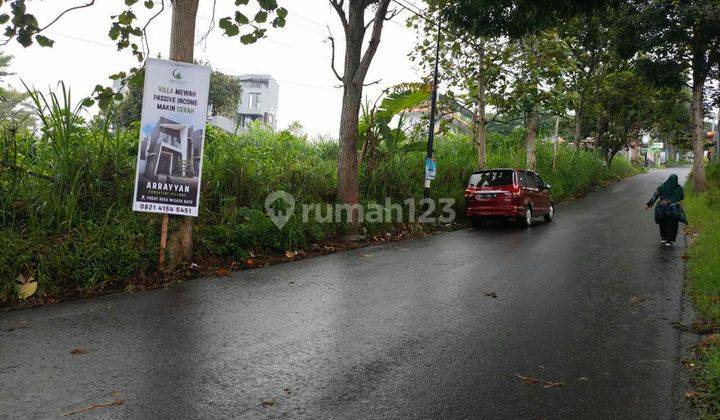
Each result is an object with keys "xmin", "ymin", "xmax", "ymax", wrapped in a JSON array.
[{"xmin": 237, "ymin": 74, "xmax": 279, "ymax": 130}]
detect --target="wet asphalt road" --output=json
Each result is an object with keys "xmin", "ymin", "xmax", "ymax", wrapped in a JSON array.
[{"xmin": 0, "ymin": 167, "xmax": 694, "ymax": 419}]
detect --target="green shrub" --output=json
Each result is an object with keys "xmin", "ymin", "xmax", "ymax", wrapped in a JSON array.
[{"xmin": 0, "ymin": 85, "xmax": 641, "ymax": 303}]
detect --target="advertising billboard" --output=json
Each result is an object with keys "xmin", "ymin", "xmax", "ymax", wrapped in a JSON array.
[{"xmin": 132, "ymin": 58, "xmax": 211, "ymax": 217}]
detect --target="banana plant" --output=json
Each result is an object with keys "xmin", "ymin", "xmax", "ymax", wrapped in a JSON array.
[{"xmin": 358, "ymin": 83, "xmax": 430, "ymax": 173}]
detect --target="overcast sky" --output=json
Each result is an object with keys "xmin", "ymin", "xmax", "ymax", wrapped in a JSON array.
[{"xmin": 3, "ymin": 0, "xmax": 426, "ymax": 137}]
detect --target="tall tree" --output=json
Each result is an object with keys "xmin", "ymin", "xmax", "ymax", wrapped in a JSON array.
[
  {"xmin": 328, "ymin": 0, "xmax": 392, "ymax": 234},
  {"xmin": 428, "ymin": 0, "xmax": 607, "ymax": 169},
  {"xmin": 559, "ymin": 13, "xmax": 615, "ymax": 146},
  {"xmin": 438, "ymin": 0, "xmax": 612, "ymax": 39},
  {"xmin": 587, "ymin": 68, "xmax": 656, "ymax": 166},
  {"xmin": 409, "ymin": 8, "xmax": 509, "ymax": 169},
  {"xmin": 209, "ymin": 70, "xmax": 242, "ymax": 118},
  {"xmin": 616, "ymin": 0, "xmax": 720, "ymax": 191},
  {"xmin": 503, "ymin": 31, "xmax": 574, "ymax": 170}
]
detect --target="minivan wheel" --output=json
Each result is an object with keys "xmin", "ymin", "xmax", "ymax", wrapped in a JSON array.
[
  {"xmin": 544, "ymin": 204, "xmax": 554, "ymax": 223},
  {"xmin": 518, "ymin": 207, "xmax": 532, "ymax": 228},
  {"xmin": 470, "ymin": 216, "xmax": 483, "ymax": 229}
]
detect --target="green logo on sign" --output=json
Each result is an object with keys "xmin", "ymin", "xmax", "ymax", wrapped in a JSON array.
[{"xmin": 172, "ymin": 69, "xmax": 182, "ymax": 80}]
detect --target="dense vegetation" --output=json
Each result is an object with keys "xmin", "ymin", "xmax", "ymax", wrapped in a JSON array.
[
  {"xmin": 685, "ymin": 163, "xmax": 720, "ymax": 416},
  {"xmin": 0, "ymin": 84, "xmax": 638, "ymax": 304}
]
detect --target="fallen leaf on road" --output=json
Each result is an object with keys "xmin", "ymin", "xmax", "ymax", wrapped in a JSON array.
[
  {"xmin": 245, "ymin": 258, "xmax": 255, "ymax": 267},
  {"xmin": 517, "ymin": 375, "xmax": 538, "ymax": 385},
  {"xmin": 630, "ymin": 296, "xmax": 648, "ymax": 304},
  {"xmin": 285, "ymin": 251, "xmax": 297, "ymax": 259},
  {"xmin": 516, "ymin": 374, "xmax": 564, "ymax": 388},
  {"xmin": 61, "ymin": 399, "xmax": 123, "ymax": 416},
  {"xmin": 284, "ymin": 387, "xmax": 291, "ymax": 395},
  {"xmin": 261, "ymin": 398, "xmax": 275, "ymax": 407},
  {"xmin": 70, "ymin": 347, "xmax": 89, "ymax": 355},
  {"xmin": 215, "ymin": 268, "xmax": 230, "ymax": 277},
  {"xmin": 483, "ymin": 291, "xmax": 498, "ymax": 298},
  {"xmin": 681, "ymin": 254, "xmax": 690, "ymax": 260},
  {"xmin": 361, "ymin": 254, "xmax": 373, "ymax": 258}
]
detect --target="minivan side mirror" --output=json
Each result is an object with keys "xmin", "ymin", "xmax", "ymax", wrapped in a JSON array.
[{"xmin": 545, "ymin": 184, "xmax": 552, "ymax": 190}]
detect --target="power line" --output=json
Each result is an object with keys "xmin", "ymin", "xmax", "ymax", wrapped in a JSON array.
[
  {"xmin": 210, "ymin": 65, "xmax": 338, "ymax": 92},
  {"xmin": 291, "ymin": 12, "xmax": 325, "ymax": 28},
  {"xmin": 389, "ymin": 0, "xmax": 486, "ymax": 52},
  {"xmin": 45, "ymin": 31, "xmax": 117, "ymax": 48},
  {"xmin": 285, "ymin": 18, "xmax": 326, "ymax": 37},
  {"xmin": 36, "ymin": 30, "xmax": 340, "ymax": 93}
]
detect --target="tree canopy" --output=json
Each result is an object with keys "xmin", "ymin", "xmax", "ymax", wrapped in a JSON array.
[{"xmin": 434, "ymin": 0, "xmax": 614, "ymax": 38}]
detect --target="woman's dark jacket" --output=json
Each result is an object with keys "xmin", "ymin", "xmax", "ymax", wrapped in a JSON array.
[{"xmin": 646, "ymin": 179, "xmax": 687, "ymax": 224}]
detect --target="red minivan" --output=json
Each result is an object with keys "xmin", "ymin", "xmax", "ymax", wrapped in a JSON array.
[{"xmin": 464, "ymin": 168, "xmax": 554, "ymax": 228}]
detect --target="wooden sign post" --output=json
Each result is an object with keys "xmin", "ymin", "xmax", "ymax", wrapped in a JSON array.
[{"xmin": 159, "ymin": 213, "xmax": 169, "ymax": 270}]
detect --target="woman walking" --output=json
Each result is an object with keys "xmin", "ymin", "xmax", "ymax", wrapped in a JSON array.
[{"xmin": 646, "ymin": 174, "xmax": 687, "ymax": 246}]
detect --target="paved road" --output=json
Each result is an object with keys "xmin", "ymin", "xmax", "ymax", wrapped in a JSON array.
[{"xmin": 1, "ymin": 167, "xmax": 694, "ymax": 419}]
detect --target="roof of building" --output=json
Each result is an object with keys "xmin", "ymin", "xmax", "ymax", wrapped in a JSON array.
[{"xmin": 238, "ymin": 74, "xmax": 276, "ymax": 82}]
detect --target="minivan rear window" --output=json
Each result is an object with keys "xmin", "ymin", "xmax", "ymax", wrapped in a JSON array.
[{"xmin": 469, "ymin": 170, "xmax": 514, "ymax": 187}]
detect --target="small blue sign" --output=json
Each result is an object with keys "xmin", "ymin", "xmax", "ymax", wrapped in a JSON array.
[{"xmin": 425, "ymin": 158, "xmax": 437, "ymax": 180}]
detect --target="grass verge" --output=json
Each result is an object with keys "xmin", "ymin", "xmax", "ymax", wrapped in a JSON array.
[
  {"xmin": 0, "ymin": 85, "xmax": 641, "ymax": 307},
  {"xmin": 684, "ymin": 163, "xmax": 720, "ymax": 417}
]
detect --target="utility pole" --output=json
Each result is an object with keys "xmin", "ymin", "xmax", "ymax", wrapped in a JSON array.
[{"xmin": 423, "ymin": 18, "xmax": 441, "ymax": 206}]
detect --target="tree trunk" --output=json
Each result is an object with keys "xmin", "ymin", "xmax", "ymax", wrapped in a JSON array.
[
  {"xmin": 333, "ymin": 0, "xmax": 390, "ymax": 236},
  {"xmin": 337, "ymin": 82, "xmax": 362, "ymax": 216},
  {"xmin": 473, "ymin": 44, "xmax": 487, "ymax": 169},
  {"xmin": 474, "ymin": 109, "xmax": 487, "ymax": 169},
  {"xmin": 574, "ymin": 102, "xmax": 583, "ymax": 147},
  {"xmin": 170, "ymin": 0, "xmax": 198, "ymax": 63},
  {"xmin": 525, "ymin": 110, "xmax": 538, "ymax": 171},
  {"xmin": 336, "ymin": 3, "xmax": 364, "ymax": 232},
  {"xmin": 691, "ymin": 75, "xmax": 706, "ymax": 192},
  {"xmin": 167, "ymin": 0, "xmax": 199, "ymax": 268}
]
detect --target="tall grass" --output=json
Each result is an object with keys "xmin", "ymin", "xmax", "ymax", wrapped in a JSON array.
[
  {"xmin": 684, "ymin": 163, "xmax": 720, "ymax": 417},
  {"xmin": 0, "ymin": 85, "xmax": 640, "ymax": 303}
]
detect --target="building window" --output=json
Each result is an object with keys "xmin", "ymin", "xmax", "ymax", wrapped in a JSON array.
[
  {"xmin": 243, "ymin": 80, "xmax": 268, "ymax": 89},
  {"xmin": 249, "ymin": 93, "xmax": 261, "ymax": 109}
]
